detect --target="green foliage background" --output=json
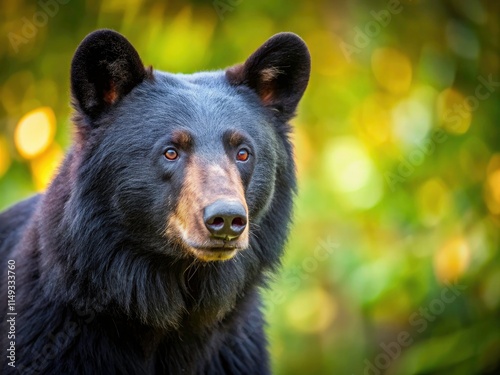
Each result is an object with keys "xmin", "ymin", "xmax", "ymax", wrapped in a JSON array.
[{"xmin": 1, "ymin": 0, "xmax": 500, "ymax": 374}]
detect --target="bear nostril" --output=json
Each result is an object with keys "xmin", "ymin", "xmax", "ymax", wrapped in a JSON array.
[
  {"xmin": 231, "ymin": 217, "xmax": 246, "ymax": 229},
  {"xmin": 203, "ymin": 200, "xmax": 247, "ymax": 240},
  {"xmin": 209, "ymin": 217, "xmax": 224, "ymax": 228}
]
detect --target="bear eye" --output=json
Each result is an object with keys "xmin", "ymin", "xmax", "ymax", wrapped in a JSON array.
[
  {"xmin": 164, "ymin": 148, "xmax": 179, "ymax": 161},
  {"xmin": 236, "ymin": 148, "xmax": 250, "ymax": 162}
]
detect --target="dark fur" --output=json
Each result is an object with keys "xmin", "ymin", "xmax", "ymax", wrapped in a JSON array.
[{"xmin": 0, "ymin": 30, "xmax": 310, "ymax": 374}]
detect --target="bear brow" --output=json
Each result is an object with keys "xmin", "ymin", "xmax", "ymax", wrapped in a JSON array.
[
  {"xmin": 225, "ymin": 130, "xmax": 246, "ymax": 147},
  {"xmin": 171, "ymin": 130, "xmax": 193, "ymax": 148}
]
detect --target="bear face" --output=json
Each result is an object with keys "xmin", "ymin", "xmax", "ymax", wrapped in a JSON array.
[
  {"xmin": 68, "ymin": 30, "xmax": 310, "ymax": 263},
  {"xmin": 71, "ymin": 74, "xmax": 277, "ymax": 261}
]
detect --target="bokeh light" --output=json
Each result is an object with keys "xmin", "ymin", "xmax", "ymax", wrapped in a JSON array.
[
  {"xmin": 325, "ymin": 137, "xmax": 373, "ymax": 193},
  {"xmin": 392, "ymin": 97, "xmax": 432, "ymax": 147},
  {"xmin": 437, "ymin": 88, "xmax": 471, "ymax": 134},
  {"xmin": 416, "ymin": 178, "xmax": 450, "ymax": 226},
  {"xmin": 371, "ymin": 48, "xmax": 412, "ymax": 95},
  {"xmin": 14, "ymin": 107, "xmax": 56, "ymax": 160},
  {"xmin": 30, "ymin": 143, "xmax": 64, "ymax": 191},
  {"xmin": 285, "ymin": 286, "xmax": 337, "ymax": 333},
  {"xmin": 434, "ymin": 236, "xmax": 471, "ymax": 283},
  {"xmin": 355, "ymin": 93, "xmax": 393, "ymax": 144},
  {"xmin": 324, "ymin": 137, "xmax": 383, "ymax": 209}
]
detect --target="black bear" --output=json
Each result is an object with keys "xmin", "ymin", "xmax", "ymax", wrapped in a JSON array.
[{"xmin": 0, "ymin": 29, "xmax": 310, "ymax": 374}]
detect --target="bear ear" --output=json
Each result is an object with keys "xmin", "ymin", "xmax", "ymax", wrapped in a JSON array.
[
  {"xmin": 71, "ymin": 29, "xmax": 147, "ymax": 121},
  {"xmin": 226, "ymin": 32, "xmax": 311, "ymax": 119}
]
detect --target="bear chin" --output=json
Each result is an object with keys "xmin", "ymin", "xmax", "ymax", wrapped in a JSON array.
[{"xmin": 188, "ymin": 247, "xmax": 239, "ymax": 262}]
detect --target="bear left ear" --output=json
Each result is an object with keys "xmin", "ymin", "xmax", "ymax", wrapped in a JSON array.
[
  {"xmin": 226, "ymin": 32, "xmax": 311, "ymax": 119},
  {"xmin": 71, "ymin": 29, "xmax": 147, "ymax": 121}
]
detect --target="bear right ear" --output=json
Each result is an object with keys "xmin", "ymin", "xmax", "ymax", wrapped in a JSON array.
[
  {"xmin": 71, "ymin": 29, "xmax": 147, "ymax": 121},
  {"xmin": 226, "ymin": 32, "xmax": 310, "ymax": 120}
]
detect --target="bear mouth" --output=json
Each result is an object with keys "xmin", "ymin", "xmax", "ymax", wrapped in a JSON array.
[
  {"xmin": 176, "ymin": 237, "xmax": 248, "ymax": 262},
  {"xmin": 166, "ymin": 221, "xmax": 249, "ymax": 262}
]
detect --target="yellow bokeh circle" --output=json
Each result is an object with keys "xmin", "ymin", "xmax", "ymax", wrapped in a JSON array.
[
  {"xmin": 14, "ymin": 107, "xmax": 56, "ymax": 160},
  {"xmin": 371, "ymin": 48, "xmax": 412, "ymax": 95}
]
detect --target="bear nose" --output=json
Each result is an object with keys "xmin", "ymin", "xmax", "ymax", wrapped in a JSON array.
[{"xmin": 203, "ymin": 200, "xmax": 247, "ymax": 240}]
